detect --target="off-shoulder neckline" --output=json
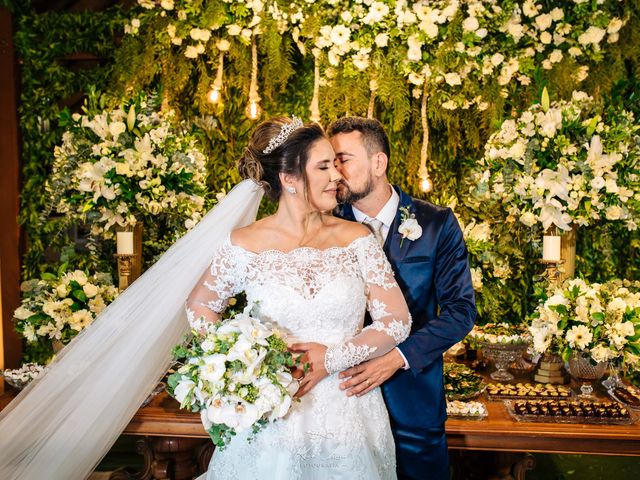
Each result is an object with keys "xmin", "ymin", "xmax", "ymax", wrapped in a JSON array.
[{"xmin": 225, "ymin": 232, "xmax": 374, "ymax": 257}]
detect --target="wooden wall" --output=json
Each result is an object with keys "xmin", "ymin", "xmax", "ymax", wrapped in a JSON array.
[{"xmin": 0, "ymin": 6, "xmax": 23, "ymax": 369}]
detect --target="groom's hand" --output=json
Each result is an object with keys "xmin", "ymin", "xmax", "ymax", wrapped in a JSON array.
[
  {"xmin": 339, "ymin": 349, "xmax": 405, "ymax": 397},
  {"xmin": 289, "ymin": 342, "xmax": 329, "ymax": 398}
]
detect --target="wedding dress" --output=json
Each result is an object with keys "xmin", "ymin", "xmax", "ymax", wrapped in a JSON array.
[{"xmin": 186, "ymin": 233, "xmax": 412, "ymax": 479}]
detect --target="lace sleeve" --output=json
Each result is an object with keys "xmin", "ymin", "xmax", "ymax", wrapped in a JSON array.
[
  {"xmin": 324, "ymin": 235, "xmax": 412, "ymax": 374},
  {"xmin": 185, "ymin": 243, "xmax": 244, "ymax": 331}
]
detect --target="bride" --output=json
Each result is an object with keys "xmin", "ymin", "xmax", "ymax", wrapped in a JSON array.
[
  {"xmin": 0, "ymin": 117, "xmax": 411, "ymax": 479},
  {"xmin": 189, "ymin": 117, "xmax": 411, "ymax": 479}
]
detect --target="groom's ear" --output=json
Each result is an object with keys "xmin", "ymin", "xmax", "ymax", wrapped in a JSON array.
[{"xmin": 372, "ymin": 152, "xmax": 388, "ymax": 177}]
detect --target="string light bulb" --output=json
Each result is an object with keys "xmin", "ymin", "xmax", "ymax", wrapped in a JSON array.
[
  {"xmin": 418, "ymin": 78, "xmax": 432, "ymax": 193},
  {"xmin": 207, "ymin": 50, "xmax": 225, "ymax": 106},
  {"xmin": 245, "ymin": 99, "xmax": 262, "ymax": 120},
  {"xmin": 208, "ymin": 86, "xmax": 221, "ymax": 104},
  {"xmin": 245, "ymin": 34, "xmax": 262, "ymax": 120},
  {"xmin": 420, "ymin": 175, "xmax": 432, "ymax": 193}
]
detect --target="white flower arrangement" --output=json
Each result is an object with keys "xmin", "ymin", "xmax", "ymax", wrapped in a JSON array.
[
  {"xmin": 473, "ymin": 90, "xmax": 639, "ymax": 232},
  {"xmin": 529, "ymin": 279, "xmax": 640, "ymax": 370},
  {"xmin": 169, "ymin": 304, "xmax": 299, "ymax": 449},
  {"xmin": 0, "ymin": 363, "xmax": 45, "ymax": 390},
  {"xmin": 14, "ymin": 270, "xmax": 119, "ymax": 357},
  {"xmin": 47, "ymin": 94, "xmax": 208, "ymax": 240}
]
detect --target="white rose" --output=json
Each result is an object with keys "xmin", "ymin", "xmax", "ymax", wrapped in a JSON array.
[
  {"xmin": 578, "ymin": 26, "xmax": 605, "ymax": 46},
  {"xmin": 217, "ymin": 39, "xmax": 231, "ymax": 52},
  {"xmin": 462, "ymin": 16, "xmax": 479, "ymax": 32},
  {"xmin": 591, "ymin": 345, "xmax": 613, "ymax": 363},
  {"xmin": 241, "ymin": 29, "xmax": 252, "ymax": 42},
  {"xmin": 605, "ymin": 205, "xmax": 623, "ymax": 220},
  {"xmin": 549, "ymin": 49, "xmax": 563, "ymax": 63},
  {"xmin": 490, "ymin": 53, "xmax": 504, "ymax": 66},
  {"xmin": 608, "ymin": 18, "xmax": 623, "ymax": 34},
  {"xmin": 408, "ymin": 72, "xmax": 424, "ymax": 85},
  {"xmin": 68, "ymin": 270, "xmax": 88, "ymax": 286},
  {"xmin": 539, "ymin": 31, "xmax": 552, "ymax": 44},
  {"xmin": 407, "ymin": 45, "xmax": 422, "ymax": 61},
  {"xmin": 83, "ymin": 283, "xmax": 99, "ymax": 298},
  {"xmin": 444, "ymin": 72, "xmax": 461, "ymax": 86},
  {"xmin": 374, "ymin": 33, "xmax": 388, "ymax": 48},
  {"xmin": 227, "ymin": 24, "xmax": 242, "ymax": 36},
  {"xmin": 535, "ymin": 13, "xmax": 552, "ymax": 31},
  {"xmin": 160, "ymin": 0, "xmax": 174, "ymax": 10},
  {"xmin": 550, "ymin": 8, "xmax": 564, "ymax": 22},
  {"xmin": 184, "ymin": 46, "xmax": 199, "ymax": 58},
  {"xmin": 520, "ymin": 211, "xmax": 537, "ymax": 227},
  {"xmin": 56, "ymin": 283, "xmax": 69, "ymax": 297}
]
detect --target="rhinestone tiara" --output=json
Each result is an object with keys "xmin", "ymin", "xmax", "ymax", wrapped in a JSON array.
[{"xmin": 262, "ymin": 116, "xmax": 304, "ymax": 154}]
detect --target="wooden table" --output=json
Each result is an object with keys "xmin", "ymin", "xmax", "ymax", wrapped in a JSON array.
[{"xmin": 3, "ymin": 380, "xmax": 640, "ymax": 479}]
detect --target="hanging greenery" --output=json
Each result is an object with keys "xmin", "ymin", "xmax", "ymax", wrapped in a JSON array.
[{"xmin": 8, "ymin": 0, "xmax": 640, "ymax": 340}]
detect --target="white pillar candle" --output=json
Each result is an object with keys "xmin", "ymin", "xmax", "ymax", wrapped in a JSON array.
[
  {"xmin": 542, "ymin": 235, "xmax": 561, "ymax": 262},
  {"xmin": 116, "ymin": 231, "xmax": 134, "ymax": 255}
]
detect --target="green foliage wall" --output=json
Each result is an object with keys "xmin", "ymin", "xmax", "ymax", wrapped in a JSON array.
[{"xmin": 9, "ymin": 1, "xmax": 640, "ymax": 334}]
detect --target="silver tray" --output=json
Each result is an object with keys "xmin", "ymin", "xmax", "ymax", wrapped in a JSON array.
[{"xmin": 606, "ymin": 384, "xmax": 640, "ymax": 411}]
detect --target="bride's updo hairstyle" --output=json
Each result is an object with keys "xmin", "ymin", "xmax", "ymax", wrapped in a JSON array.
[{"xmin": 238, "ymin": 117, "xmax": 326, "ymax": 202}]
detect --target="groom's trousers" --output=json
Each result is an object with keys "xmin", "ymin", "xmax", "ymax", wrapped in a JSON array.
[{"xmin": 392, "ymin": 423, "xmax": 449, "ymax": 480}]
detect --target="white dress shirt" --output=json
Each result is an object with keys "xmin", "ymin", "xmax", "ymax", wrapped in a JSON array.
[{"xmin": 351, "ymin": 186, "xmax": 411, "ymax": 370}]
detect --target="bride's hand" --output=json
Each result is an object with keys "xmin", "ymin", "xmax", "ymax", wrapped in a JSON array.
[{"xmin": 288, "ymin": 342, "xmax": 328, "ymax": 397}]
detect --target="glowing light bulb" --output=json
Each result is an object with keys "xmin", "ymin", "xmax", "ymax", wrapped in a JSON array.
[
  {"xmin": 208, "ymin": 87, "xmax": 221, "ymax": 104},
  {"xmin": 420, "ymin": 176, "xmax": 432, "ymax": 193},
  {"xmin": 245, "ymin": 100, "xmax": 262, "ymax": 120}
]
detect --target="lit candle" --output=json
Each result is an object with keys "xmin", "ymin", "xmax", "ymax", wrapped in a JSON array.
[
  {"xmin": 542, "ymin": 234, "xmax": 561, "ymax": 262},
  {"xmin": 116, "ymin": 231, "xmax": 134, "ymax": 255}
]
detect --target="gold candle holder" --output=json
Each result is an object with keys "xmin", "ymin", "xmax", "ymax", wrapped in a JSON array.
[
  {"xmin": 115, "ymin": 253, "xmax": 134, "ymax": 291},
  {"xmin": 540, "ymin": 259, "xmax": 564, "ymax": 287}
]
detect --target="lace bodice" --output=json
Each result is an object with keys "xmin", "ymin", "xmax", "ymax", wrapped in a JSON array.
[{"xmin": 186, "ymin": 233, "xmax": 411, "ymax": 374}]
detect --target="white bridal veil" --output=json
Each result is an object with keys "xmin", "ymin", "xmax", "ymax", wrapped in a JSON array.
[{"xmin": 0, "ymin": 180, "xmax": 263, "ymax": 479}]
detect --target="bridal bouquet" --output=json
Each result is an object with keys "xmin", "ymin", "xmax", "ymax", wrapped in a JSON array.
[
  {"xmin": 46, "ymin": 92, "xmax": 208, "ymax": 240},
  {"xmin": 473, "ymin": 90, "xmax": 639, "ymax": 232},
  {"xmin": 529, "ymin": 278, "xmax": 640, "ymax": 369},
  {"xmin": 13, "ymin": 269, "xmax": 119, "ymax": 362},
  {"xmin": 168, "ymin": 305, "xmax": 299, "ymax": 449}
]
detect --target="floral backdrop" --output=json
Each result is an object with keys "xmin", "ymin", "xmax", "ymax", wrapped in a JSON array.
[{"xmin": 3, "ymin": 0, "xmax": 640, "ymax": 364}]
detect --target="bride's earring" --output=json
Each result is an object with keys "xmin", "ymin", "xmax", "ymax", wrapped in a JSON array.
[{"xmin": 286, "ymin": 186, "xmax": 296, "ymax": 194}]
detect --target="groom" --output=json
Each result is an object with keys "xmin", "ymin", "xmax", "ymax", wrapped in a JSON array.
[{"xmin": 329, "ymin": 117, "xmax": 476, "ymax": 479}]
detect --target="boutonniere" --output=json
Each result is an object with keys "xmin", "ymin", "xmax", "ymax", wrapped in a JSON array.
[{"xmin": 398, "ymin": 206, "xmax": 422, "ymax": 247}]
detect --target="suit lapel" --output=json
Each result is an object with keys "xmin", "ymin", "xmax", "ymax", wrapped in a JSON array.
[
  {"xmin": 335, "ymin": 203, "xmax": 356, "ymax": 222},
  {"xmin": 384, "ymin": 185, "xmax": 414, "ymax": 263}
]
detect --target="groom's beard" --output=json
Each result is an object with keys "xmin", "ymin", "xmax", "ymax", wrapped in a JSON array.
[{"xmin": 337, "ymin": 176, "xmax": 374, "ymax": 204}]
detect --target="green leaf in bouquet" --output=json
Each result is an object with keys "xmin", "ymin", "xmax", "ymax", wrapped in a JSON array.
[
  {"xmin": 166, "ymin": 372, "xmax": 180, "ymax": 391},
  {"xmin": 591, "ymin": 312, "xmax": 605, "ymax": 323},
  {"xmin": 71, "ymin": 289, "xmax": 88, "ymax": 303},
  {"xmin": 171, "ymin": 344, "xmax": 190, "ymax": 361},
  {"xmin": 41, "ymin": 272, "xmax": 57, "ymax": 282}
]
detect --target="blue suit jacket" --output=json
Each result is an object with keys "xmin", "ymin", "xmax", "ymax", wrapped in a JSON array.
[{"xmin": 337, "ymin": 185, "xmax": 476, "ymax": 428}]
